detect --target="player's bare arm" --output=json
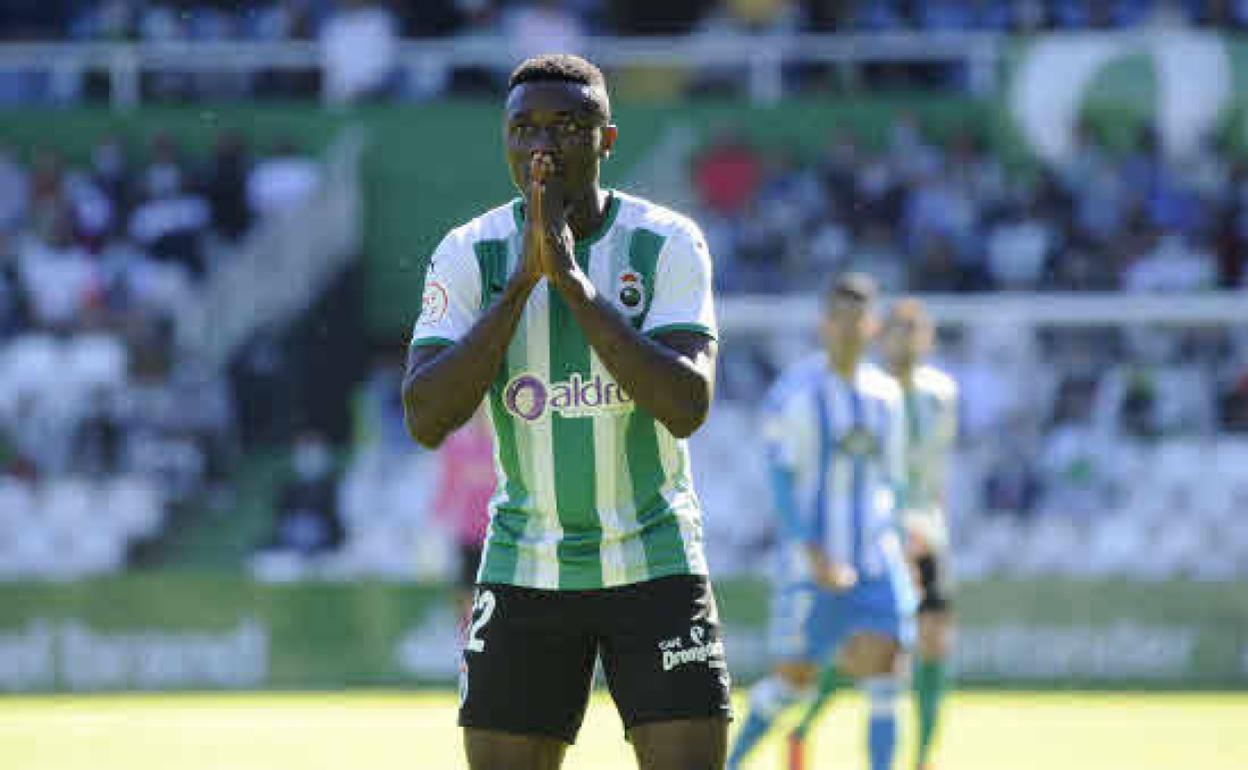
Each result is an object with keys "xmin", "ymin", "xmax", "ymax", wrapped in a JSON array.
[
  {"xmin": 401, "ymin": 200, "xmax": 546, "ymax": 448},
  {"xmin": 532, "ymin": 156, "xmax": 715, "ymax": 438}
]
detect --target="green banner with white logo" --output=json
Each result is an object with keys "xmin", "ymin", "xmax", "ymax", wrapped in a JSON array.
[{"xmin": 0, "ymin": 576, "xmax": 1243, "ymax": 692}]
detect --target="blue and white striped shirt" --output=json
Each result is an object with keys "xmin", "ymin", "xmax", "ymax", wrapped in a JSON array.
[{"xmin": 763, "ymin": 355, "xmax": 908, "ymax": 583}]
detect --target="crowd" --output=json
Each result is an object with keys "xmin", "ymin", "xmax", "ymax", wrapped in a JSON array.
[
  {"xmin": 5, "ymin": 0, "xmax": 1247, "ymax": 43},
  {"xmin": 1, "ymin": 2, "xmax": 1246, "ymax": 102},
  {"xmin": 692, "ymin": 121, "xmax": 1247, "ymax": 295},
  {"xmin": 0, "ymin": 129, "xmax": 322, "ymax": 575}
]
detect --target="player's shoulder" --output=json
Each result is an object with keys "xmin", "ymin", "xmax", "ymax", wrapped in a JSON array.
[
  {"xmin": 440, "ymin": 199, "xmax": 521, "ymax": 254},
  {"xmin": 914, "ymin": 364, "xmax": 958, "ymax": 401},
  {"xmin": 860, "ymin": 362, "xmax": 904, "ymax": 403},
  {"xmin": 612, "ymin": 190, "xmax": 707, "ymax": 246},
  {"xmin": 764, "ymin": 353, "xmax": 827, "ymax": 410}
]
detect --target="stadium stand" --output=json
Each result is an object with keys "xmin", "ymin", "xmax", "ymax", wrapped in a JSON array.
[
  {"xmin": 0, "ymin": 130, "xmax": 329, "ymax": 577},
  {"xmin": 0, "ymin": 4, "xmax": 1244, "ymax": 590}
]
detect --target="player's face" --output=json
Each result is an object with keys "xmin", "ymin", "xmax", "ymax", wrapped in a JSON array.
[
  {"xmin": 503, "ymin": 82, "xmax": 617, "ymax": 199},
  {"xmin": 881, "ymin": 313, "xmax": 933, "ymax": 368},
  {"xmin": 820, "ymin": 296, "xmax": 877, "ymax": 357}
]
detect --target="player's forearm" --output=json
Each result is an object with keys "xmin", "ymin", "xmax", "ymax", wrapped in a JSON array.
[
  {"xmin": 551, "ymin": 273, "xmax": 711, "ymax": 438},
  {"xmin": 403, "ymin": 276, "xmax": 536, "ymax": 447}
]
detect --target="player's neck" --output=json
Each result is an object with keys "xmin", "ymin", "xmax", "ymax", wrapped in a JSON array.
[
  {"xmin": 564, "ymin": 186, "xmax": 611, "ymax": 242},
  {"xmin": 827, "ymin": 349, "xmax": 861, "ymax": 381},
  {"xmin": 890, "ymin": 362, "xmax": 918, "ymax": 387}
]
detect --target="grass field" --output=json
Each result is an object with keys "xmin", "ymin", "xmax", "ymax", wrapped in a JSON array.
[{"xmin": 2, "ymin": 690, "xmax": 1245, "ymax": 770}]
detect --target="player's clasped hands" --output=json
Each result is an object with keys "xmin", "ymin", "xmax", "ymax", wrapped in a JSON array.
[{"xmin": 525, "ymin": 152, "xmax": 578, "ymax": 286}]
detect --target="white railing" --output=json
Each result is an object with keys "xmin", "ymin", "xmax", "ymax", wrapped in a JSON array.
[
  {"xmin": 0, "ymin": 32, "xmax": 1004, "ymax": 108},
  {"xmin": 720, "ymin": 291, "xmax": 1248, "ymax": 334}
]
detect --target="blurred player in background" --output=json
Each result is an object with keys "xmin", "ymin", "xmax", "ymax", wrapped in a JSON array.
[
  {"xmin": 403, "ymin": 54, "xmax": 729, "ymax": 770},
  {"xmin": 727, "ymin": 273, "xmax": 916, "ymax": 770},
  {"xmin": 432, "ymin": 407, "xmax": 495, "ymax": 620},
  {"xmin": 788, "ymin": 298, "xmax": 958, "ymax": 770}
]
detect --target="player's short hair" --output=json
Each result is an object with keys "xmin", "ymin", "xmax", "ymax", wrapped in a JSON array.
[
  {"xmin": 824, "ymin": 272, "xmax": 878, "ymax": 308},
  {"xmin": 507, "ymin": 54, "xmax": 610, "ymax": 119},
  {"xmin": 887, "ymin": 296, "xmax": 931, "ymax": 328}
]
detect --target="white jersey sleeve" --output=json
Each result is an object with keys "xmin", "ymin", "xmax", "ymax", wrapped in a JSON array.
[
  {"xmin": 409, "ymin": 230, "xmax": 482, "ymax": 349},
  {"xmin": 762, "ymin": 376, "xmax": 820, "ymax": 543},
  {"xmin": 762, "ymin": 371, "xmax": 821, "ymax": 495},
  {"xmin": 641, "ymin": 224, "xmax": 717, "ymax": 339}
]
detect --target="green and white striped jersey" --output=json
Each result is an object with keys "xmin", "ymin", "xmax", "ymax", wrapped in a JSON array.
[
  {"xmin": 410, "ymin": 190, "xmax": 717, "ymax": 590},
  {"xmin": 899, "ymin": 364, "xmax": 959, "ymax": 548}
]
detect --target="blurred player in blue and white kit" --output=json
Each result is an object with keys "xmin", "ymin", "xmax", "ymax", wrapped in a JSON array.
[
  {"xmin": 727, "ymin": 274, "xmax": 916, "ymax": 770},
  {"xmin": 789, "ymin": 297, "xmax": 958, "ymax": 770}
]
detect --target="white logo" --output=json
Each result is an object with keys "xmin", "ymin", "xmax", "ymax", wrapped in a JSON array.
[
  {"xmin": 1011, "ymin": 32, "xmax": 1232, "ymax": 162},
  {"xmin": 661, "ymin": 625, "xmax": 723, "ymax": 672}
]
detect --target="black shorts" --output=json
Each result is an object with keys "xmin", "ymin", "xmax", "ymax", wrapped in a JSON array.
[
  {"xmin": 916, "ymin": 553, "xmax": 953, "ymax": 613},
  {"xmin": 458, "ymin": 574, "xmax": 732, "ymax": 743},
  {"xmin": 458, "ymin": 543, "xmax": 484, "ymax": 589}
]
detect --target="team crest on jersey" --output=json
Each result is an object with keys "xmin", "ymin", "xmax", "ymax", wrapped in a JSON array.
[
  {"xmin": 615, "ymin": 270, "xmax": 646, "ymax": 317},
  {"xmin": 839, "ymin": 428, "xmax": 880, "ymax": 457}
]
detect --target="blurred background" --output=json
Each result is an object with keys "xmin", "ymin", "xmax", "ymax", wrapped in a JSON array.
[{"xmin": 0, "ymin": 0, "xmax": 1245, "ymax": 702}]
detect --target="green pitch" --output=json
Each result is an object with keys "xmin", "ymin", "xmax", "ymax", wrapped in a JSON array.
[{"xmin": 1, "ymin": 691, "xmax": 1244, "ymax": 769}]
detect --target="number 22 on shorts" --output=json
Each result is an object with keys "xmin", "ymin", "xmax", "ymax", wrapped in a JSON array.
[{"xmin": 466, "ymin": 589, "xmax": 496, "ymax": 653}]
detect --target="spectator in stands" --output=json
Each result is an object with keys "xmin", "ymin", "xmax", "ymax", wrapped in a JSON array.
[
  {"xmin": 71, "ymin": 385, "xmax": 123, "ymax": 477},
  {"xmin": 0, "ymin": 144, "xmax": 28, "ymax": 234},
  {"xmin": 504, "ymin": 0, "xmax": 588, "ymax": 62},
  {"xmin": 693, "ymin": 127, "xmax": 763, "ymax": 218},
  {"xmin": 88, "ymin": 134, "xmax": 133, "ymax": 237},
  {"xmin": 1122, "ymin": 230, "xmax": 1218, "ymax": 292},
  {"xmin": 246, "ymin": 138, "xmax": 321, "ymax": 218},
  {"xmin": 129, "ymin": 155, "xmax": 210, "ymax": 279},
  {"xmin": 1215, "ymin": 160, "xmax": 1247, "ymax": 287},
  {"xmin": 201, "ymin": 130, "xmax": 252, "ymax": 242},
  {"xmin": 982, "ymin": 439, "xmax": 1041, "ymax": 518},
  {"xmin": 321, "ymin": 0, "xmax": 401, "ymax": 104},
  {"xmin": 266, "ymin": 429, "xmax": 345, "ymax": 555},
  {"xmin": 446, "ymin": 0, "xmax": 505, "ymax": 95},
  {"xmin": 18, "ymin": 210, "xmax": 103, "ymax": 328}
]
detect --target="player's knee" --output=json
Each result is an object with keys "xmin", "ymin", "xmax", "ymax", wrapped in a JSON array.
[
  {"xmin": 750, "ymin": 671, "xmax": 811, "ymax": 718},
  {"xmin": 464, "ymin": 729, "xmax": 566, "ymax": 770},
  {"xmin": 862, "ymin": 675, "xmax": 900, "ymax": 718},
  {"xmin": 917, "ymin": 615, "xmax": 951, "ymax": 660},
  {"xmin": 774, "ymin": 661, "xmax": 818, "ymax": 689},
  {"xmin": 839, "ymin": 634, "xmax": 900, "ymax": 679},
  {"xmin": 629, "ymin": 717, "xmax": 728, "ymax": 770}
]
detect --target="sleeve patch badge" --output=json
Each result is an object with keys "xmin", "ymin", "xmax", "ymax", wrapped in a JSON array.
[{"xmin": 417, "ymin": 280, "xmax": 449, "ymax": 326}]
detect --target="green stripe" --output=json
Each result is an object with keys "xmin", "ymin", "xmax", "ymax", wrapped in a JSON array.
[
  {"xmin": 549, "ymin": 242, "xmax": 602, "ymax": 589},
  {"xmin": 626, "ymin": 415, "xmax": 689, "ymax": 576},
  {"xmin": 476, "ymin": 239, "xmax": 523, "ymax": 584},
  {"xmin": 409, "ymin": 336, "xmax": 453, "ymax": 349},
  {"xmin": 645, "ymin": 322, "xmax": 715, "ymax": 340},
  {"xmin": 473, "ymin": 239, "xmax": 509, "ymax": 310},
  {"xmin": 904, "ymin": 389, "xmax": 922, "ymax": 505},
  {"xmin": 626, "ymin": 228, "xmax": 665, "ymax": 329},
  {"xmin": 622, "ymin": 226, "xmax": 687, "ymax": 577}
]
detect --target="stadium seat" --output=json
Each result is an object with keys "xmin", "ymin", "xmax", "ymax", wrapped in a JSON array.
[
  {"xmin": 104, "ymin": 476, "xmax": 165, "ymax": 539},
  {"xmin": 65, "ymin": 333, "xmax": 128, "ymax": 391}
]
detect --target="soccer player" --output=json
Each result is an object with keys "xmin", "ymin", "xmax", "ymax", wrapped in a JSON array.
[
  {"xmin": 787, "ymin": 298, "xmax": 958, "ymax": 770},
  {"xmin": 727, "ymin": 274, "xmax": 916, "ymax": 770},
  {"xmin": 402, "ymin": 55, "xmax": 730, "ymax": 770}
]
